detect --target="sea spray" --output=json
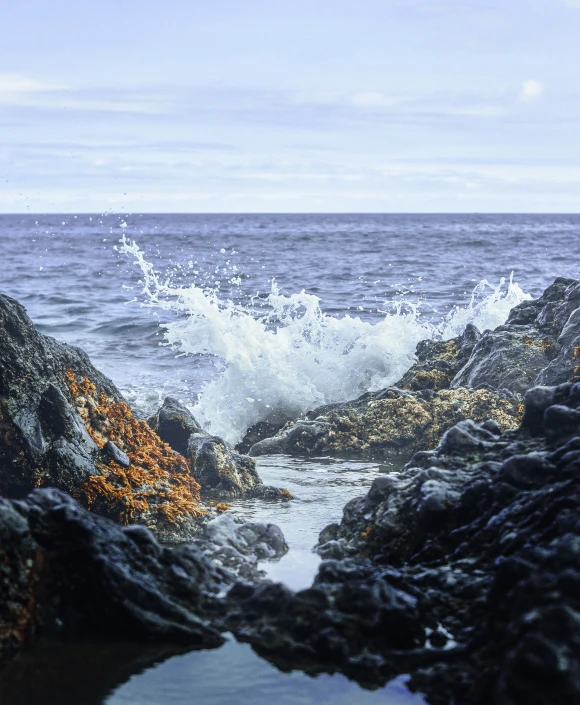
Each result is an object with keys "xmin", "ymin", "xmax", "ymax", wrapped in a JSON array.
[{"xmin": 119, "ymin": 237, "xmax": 531, "ymax": 444}]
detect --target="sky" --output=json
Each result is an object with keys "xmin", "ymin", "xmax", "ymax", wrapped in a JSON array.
[{"xmin": 0, "ymin": 0, "xmax": 579, "ymax": 213}]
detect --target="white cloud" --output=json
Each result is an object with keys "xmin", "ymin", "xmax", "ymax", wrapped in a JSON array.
[
  {"xmin": 520, "ymin": 79, "xmax": 545, "ymax": 101},
  {"xmin": 559, "ymin": 0, "xmax": 580, "ymax": 7},
  {"xmin": 0, "ymin": 72, "xmax": 161, "ymax": 113},
  {"xmin": 0, "ymin": 73, "xmax": 67, "ymax": 94}
]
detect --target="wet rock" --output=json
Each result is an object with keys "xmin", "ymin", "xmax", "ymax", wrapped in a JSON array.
[
  {"xmin": 147, "ymin": 397, "xmax": 201, "ymax": 456},
  {"xmin": 188, "ymin": 432, "xmax": 283, "ymax": 500},
  {"xmin": 229, "ymin": 383, "xmax": 580, "ymax": 704},
  {"xmin": 250, "ymin": 387, "xmax": 518, "ymax": 459},
  {"xmin": 193, "ymin": 513, "xmax": 288, "ymax": 581},
  {"xmin": 0, "ymin": 294, "xmax": 205, "ymax": 537},
  {"xmin": 452, "ymin": 277, "xmax": 580, "ymax": 393},
  {"xmin": 236, "ymin": 418, "xmax": 291, "ymax": 455},
  {"xmin": 0, "ymin": 488, "xmax": 232, "ymax": 659}
]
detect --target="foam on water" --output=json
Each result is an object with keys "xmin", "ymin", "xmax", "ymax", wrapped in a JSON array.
[{"xmin": 119, "ymin": 237, "xmax": 531, "ymax": 444}]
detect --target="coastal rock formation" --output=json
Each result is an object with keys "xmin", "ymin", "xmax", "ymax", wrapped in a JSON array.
[
  {"xmin": 250, "ymin": 387, "xmax": 518, "ymax": 458},
  {"xmin": 250, "ymin": 277, "xmax": 580, "ymax": 460},
  {"xmin": 0, "ymin": 294, "xmax": 205, "ymax": 537},
  {"xmin": 229, "ymin": 382, "xmax": 580, "ymax": 704},
  {"xmin": 0, "ymin": 295, "xmax": 281, "ymax": 537},
  {"xmin": 452, "ymin": 277, "xmax": 580, "ymax": 392},
  {"xmin": 0, "ymin": 487, "xmax": 230, "ymax": 660}
]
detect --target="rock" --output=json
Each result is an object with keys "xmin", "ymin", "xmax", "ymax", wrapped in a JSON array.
[
  {"xmin": 226, "ymin": 383, "xmax": 580, "ymax": 704},
  {"xmin": 102, "ymin": 440, "xmax": 130, "ymax": 468},
  {"xmin": 188, "ymin": 432, "xmax": 284, "ymax": 499},
  {"xmin": 396, "ymin": 323, "xmax": 481, "ymax": 391},
  {"xmin": 250, "ymin": 387, "xmax": 518, "ymax": 459},
  {"xmin": 452, "ymin": 277, "xmax": 580, "ymax": 393},
  {"xmin": 236, "ymin": 418, "xmax": 292, "ymax": 455},
  {"xmin": 0, "ymin": 293, "xmax": 204, "ymax": 538},
  {"xmin": 147, "ymin": 397, "xmax": 201, "ymax": 456},
  {"xmin": 193, "ymin": 513, "xmax": 288, "ymax": 581},
  {"xmin": 0, "ymin": 488, "xmax": 232, "ymax": 659},
  {"xmin": 521, "ymin": 385, "xmax": 556, "ymax": 434}
]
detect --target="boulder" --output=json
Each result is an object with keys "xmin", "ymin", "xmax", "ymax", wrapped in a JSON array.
[
  {"xmin": 147, "ymin": 397, "xmax": 201, "ymax": 456},
  {"xmin": 188, "ymin": 432, "xmax": 287, "ymax": 499}
]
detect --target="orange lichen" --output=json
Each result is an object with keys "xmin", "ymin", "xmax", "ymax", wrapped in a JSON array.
[
  {"xmin": 215, "ymin": 502, "xmax": 231, "ymax": 514},
  {"xmin": 574, "ymin": 346, "xmax": 580, "ymax": 359},
  {"xmin": 517, "ymin": 403, "xmax": 525, "ymax": 422},
  {"xmin": 65, "ymin": 369, "xmax": 203, "ymax": 525},
  {"xmin": 280, "ymin": 488, "xmax": 293, "ymax": 501}
]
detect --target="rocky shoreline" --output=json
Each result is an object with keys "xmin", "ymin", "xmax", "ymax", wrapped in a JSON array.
[{"xmin": 2, "ymin": 278, "xmax": 580, "ymax": 704}]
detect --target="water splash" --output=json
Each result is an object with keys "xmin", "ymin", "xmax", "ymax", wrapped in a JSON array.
[{"xmin": 119, "ymin": 237, "xmax": 531, "ymax": 444}]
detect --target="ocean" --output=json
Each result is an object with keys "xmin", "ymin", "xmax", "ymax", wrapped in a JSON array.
[{"xmin": 1, "ymin": 213, "xmax": 579, "ymax": 704}]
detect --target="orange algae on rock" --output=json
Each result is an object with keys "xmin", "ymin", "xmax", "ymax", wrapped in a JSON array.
[{"xmin": 65, "ymin": 369, "xmax": 203, "ymax": 525}]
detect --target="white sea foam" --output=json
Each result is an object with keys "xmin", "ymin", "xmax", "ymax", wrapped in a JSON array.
[{"xmin": 119, "ymin": 237, "xmax": 531, "ymax": 444}]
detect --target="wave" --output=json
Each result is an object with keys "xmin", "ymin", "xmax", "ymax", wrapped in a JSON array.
[{"xmin": 119, "ymin": 237, "xmax": 531, "ymax": 445}]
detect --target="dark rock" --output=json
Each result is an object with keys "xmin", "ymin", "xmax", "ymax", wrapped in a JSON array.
[
  {"xmin": 193, "ymin": 513, "xmax": 288, "ymax": 581},
  {"xmin": 147, "ymin": 397, "xmax": 201, "ymax": 455},
  {"xmin": 521, "ymin": 385, "xmax": 556, "ymax": 434},
  {"xmin": 188, "ymin": 433, "xmax": 264, "ymax": 497},
  {"xmin": 102, "ymin": 440, "xmax": 130, "ymax": 468},
  {"xmin": 0, "ymin": 294, "xmax": 206, "ymax": 537},
  {"xmin": 226, "ymin": 384, "xmax": 580, "ymax": 704},
  {"xmin": 236, "ymin": 418, "xmax": 292, "ymax": 455},
  {"xmin": 0, "ymin": 488, "xmax": 232, "ymax": 659}
]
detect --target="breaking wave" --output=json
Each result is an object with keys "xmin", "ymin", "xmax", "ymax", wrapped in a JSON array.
[{"xmin": 119, "ymin": 237, "xmax": 531, "ymax": 444}]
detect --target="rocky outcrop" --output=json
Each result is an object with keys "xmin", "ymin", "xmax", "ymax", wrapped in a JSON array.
[
  {"xmin": 229, "ymin": 382, "xmax": 580, "ymax": 704},
  {"xmin": 0, "ymin": 294, "xmax": 206, "ymax": 538},
  {"xmin": 250, "ymin": 387, "xmax": 518, "ymax": 459},
  {"xmin": 250, "ymin": 278, "xmax": 580, "ymax": 461},
  {"xmin": 452, "ymin": 277, "xmax": 580, "ymax": 392},
  {"xmin": 0, "ymin": 294, "xmax": 281, "ymax": 537},
  {"xmin": 0, "ymin": 487, "xmax": 230, "ymax": 660}
]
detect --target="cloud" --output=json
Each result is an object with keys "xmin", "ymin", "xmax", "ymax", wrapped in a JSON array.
[
  {"xmin": 0, "ymin": 73, "xmax": 67, "ymax": 93},
  {"xmin": 520, "ymin": 79, "xmax": 545, "ymax": 101},
  {"xmin": 0, "ymin": 72, "xmax": 161, "ymax": 113},
  {"xmin": 559, "ymin": 0, "xmax": 580, "ymax": 7}
]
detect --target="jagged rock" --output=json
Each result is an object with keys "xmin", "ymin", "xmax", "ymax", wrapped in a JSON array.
[
  {"xmin": 250, "ymin": 387, "xmax": 518, "ymax": 459},
  {"xmin": 193, "ymin": 513, "xmax": 288, "ymax": 581},
  {"xmin": 236, "ymin": 418, "xmax": 291, "ymax": 454},
  {"xmin": 188, "ymin": 432, "xmax": 285, "ymax": 499},
  {"xmin": 229, "ymin": 383, "xmax": 580, "ymax": 704},
  {"xmin": 147, "ymin": 397, "xmax": 201, "ymax": 456},
  {"xmin": 452, "ymin": 277, "xmax": 580, "ymax": 392},
  {"xmin": 0, "ymin": 488, "xmax": 231, "ymax": 660},
  {"xmin": 0, "ymin": 294, "xmax": 204, "ymax": 537},
  {"xmin": 397, "ymin": 323, "xmax": 481, "ymax": 391}
]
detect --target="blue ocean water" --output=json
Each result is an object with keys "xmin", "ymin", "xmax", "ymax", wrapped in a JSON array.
[{"xmin": 1, "ymin": 213, "xmax": 579, "ymax": 704}]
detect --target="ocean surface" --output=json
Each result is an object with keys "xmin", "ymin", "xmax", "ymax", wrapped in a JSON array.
[{"xmin": 1, "ymin": 213, "xmax": 579, "ymax": 704}]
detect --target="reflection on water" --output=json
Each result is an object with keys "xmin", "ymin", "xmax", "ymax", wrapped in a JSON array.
[
  {"xmin": 107, "ymin": 638, "xmax": 425, "ymax": 705},
  {"xmin": 1, "ymin": 455, "xmax": 419, "ymax": 705},
  {"xmin": 231, "ymin": 454, "xmax": 406, "ymax": 589}
]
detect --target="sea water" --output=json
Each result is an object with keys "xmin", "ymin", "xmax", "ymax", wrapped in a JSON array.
[{"xmin": 1, "ymin": 213, "xmax": 579, "ymax": 703}]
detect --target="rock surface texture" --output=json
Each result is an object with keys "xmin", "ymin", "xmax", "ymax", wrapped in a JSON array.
[
  {"xmin": 0, "ymin": 487, "xmax": 230, "ymax": 660},
  {"xmin": 251, "ymin": 278, "xmax": 580, "ymax": 460},
  {"xmin": 229, "ymin": 382, "xmax": 580, "ymax": 704}
]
